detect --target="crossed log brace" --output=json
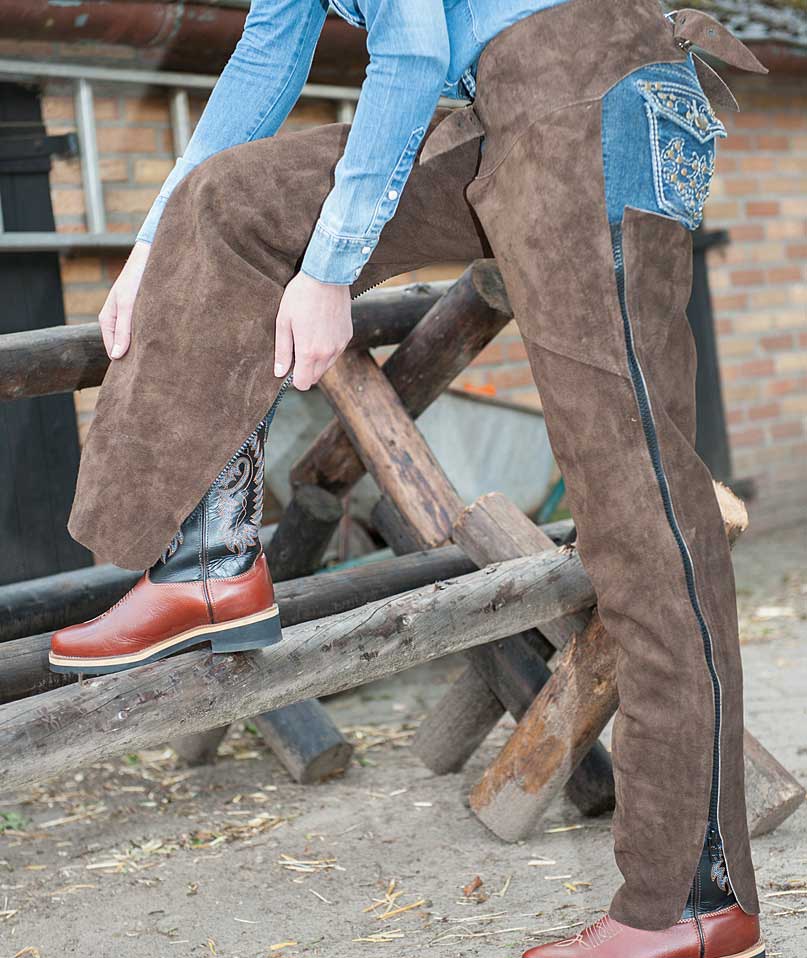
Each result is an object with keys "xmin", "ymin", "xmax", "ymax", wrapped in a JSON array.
[{"xmin": 0, "ymin": 261, "xmax": 802, "ymax": 839}]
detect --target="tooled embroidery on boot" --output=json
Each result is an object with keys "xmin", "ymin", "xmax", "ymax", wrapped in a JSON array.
[
  {"xmin": 216, "ymin": 431, "xmax": 263, "ymax": 555},
  {"xmin": 160, "ymin": 527, "xmax": 184, "ymax": 563}
]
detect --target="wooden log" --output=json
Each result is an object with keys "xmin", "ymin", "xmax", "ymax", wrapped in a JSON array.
[
  {"xmin": 0, "ymin": 548, "xmax": 597, "ymax": 793},
  {"xmin": 0, "ymin": 544, "xmax": 479, "ymax": 705},
  {"xmin": 291, "ymin": 260, "xmax": 512, "ymax": 495},
  {"xmin": 415, "ymin": 492, "xmax": 616, "ymax": 815},
  {"xmin": 468, "ymin": 487, "xmax": 798, "ymax": 841},
  {"xmin": 172, "ymin": 483, "xmax": 347, "ymax": 773},
  {"xmin": 266, "ymin": 484, "xmax": 343, "ymax": 581},
  {"xmin": 470, "ymin": 613, "xmax": 617, "ymax": 841},
  {"xmin": 318, "ymin": 348, "xmax": 464, "ymax": 549},
  {"xmin": 744, "ymin": 729, "xmax": 806, "ymax": 838},
  {"xmin": 171, "ymin": 727, "xmax": 229, "ymax": 766},
  {"xmin": 371, "ymin": 496, "xmax": 425, "ymax": 556},
  {"xmin": 414, "ymin": 663, "xmax": 506, "ymax": 776},
  {"xmin": 0, "ymin": 281, "xmax": 452, "ymax": 402},
  {"xmin": 0, "ymin": 524, "xmax": 310, "ymax": 644},
  {"xmin": 317, "ymin": 335, "xmax": 615, "ymax": 811},
  {"xmin": 252, "ymin": 700, "xmax": 353, "ymax": 784}
]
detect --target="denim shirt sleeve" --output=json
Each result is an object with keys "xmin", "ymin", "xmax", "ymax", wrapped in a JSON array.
[
  {"xmin": 299, "ymin": 0, "xmax": 450, "ymax": 285},
  {"xmin": 136, "ymin": 0, "xmax": 328, "ymax": 246}
]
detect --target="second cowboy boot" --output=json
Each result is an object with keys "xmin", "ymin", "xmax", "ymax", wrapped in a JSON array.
[
  {"xmin": 49, "ymin": 377, "xmax": 292, "ymax": 675},
  {"xmin": 522, "ymin": 835, "xmax": 765, "ymax": 957}
]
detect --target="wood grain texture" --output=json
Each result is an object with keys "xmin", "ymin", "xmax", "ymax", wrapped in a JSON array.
[
  {"xmin": 744, "ymin": 729, "xmax": 806, "ymax": 838},
  {"xmin": 0, "ymin": 549, "xmax": 595, "ymax": 792},
  {"xmin": 318, "ymin": 348, "xmax": 465, "ymax": 549},
  {"xmin": 290, "ymin": 260, "xmax": 511, "ymax": 495},
  {"xmin": 0, "ymin": 280, "xmax": 452, "ymax": 401},
  {"xmin": 467, "ymin": 486, "xmax": 797, "ymax": 841},
  {"xmin": 266, "ymin": 484, "xmax": 343, "ymax": 583},
  {"xmin": 470, "ymin": 613, "xmax": 617, "ymax": 840},
  {"xmin": 0, "ymin": 544, "xmax": 479, "ymax": 705},
  {"xmin": 253, "ymin": 699, "xmax": 354, "ymax": 784}
]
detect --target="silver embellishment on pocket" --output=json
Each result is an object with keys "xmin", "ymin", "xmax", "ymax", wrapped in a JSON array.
[
  {"xmin": 638, "ymin": 78, "xmax": 726, "ymax": 230},
  {"xmin": 659, "ymin": 136, "xmax": 716, "ymax": 229}
]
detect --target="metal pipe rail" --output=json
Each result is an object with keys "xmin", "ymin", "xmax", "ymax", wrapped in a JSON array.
[{"xmin": 0, "ymin": 57, "xmax": 462, "ymax": 253}]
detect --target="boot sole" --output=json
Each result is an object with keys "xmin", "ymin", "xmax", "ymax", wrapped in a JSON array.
[
  {"xmin": 723, "ymin": 944, "xmax": 765, "ymax": 958},
  {"xmin": 48, "ymin": 605, "xmax": 282, "ymax": 675}
]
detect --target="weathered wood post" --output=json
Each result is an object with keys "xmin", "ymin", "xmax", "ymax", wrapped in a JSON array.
[
  {"xmin": 0, "ymin": 549, "xmax": 598, "ymax": 792},
  {"xmin": 468, "ymin": 484, "xmax": 805, "ymax": 840}
]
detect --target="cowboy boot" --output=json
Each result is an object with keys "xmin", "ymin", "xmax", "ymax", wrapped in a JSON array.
[
  {"xmin": 521, "ymin": 832, "xmax": 765, "ymax": 957},
  {"xmin": 49, "ymin": 378, "xmax": 292, "ymax": 675}
]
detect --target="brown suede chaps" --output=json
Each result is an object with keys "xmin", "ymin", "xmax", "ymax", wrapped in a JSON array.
[{"xmin": 68, "ymin": 0, "xmax": 761, "ymax": 931}]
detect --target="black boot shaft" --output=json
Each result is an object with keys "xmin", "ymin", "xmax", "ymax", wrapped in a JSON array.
[
  {"xmin": 150, "ymin": 376, "xmax": 291, "ymax": 584},
  {"xmin": 683, "ymin": 824, "xmax": 737, "ymax": 919}
]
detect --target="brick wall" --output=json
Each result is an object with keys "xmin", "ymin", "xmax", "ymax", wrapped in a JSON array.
[
  {"xmin": 702, "ymin": 73, "xmax": 807, "ymax": 530},
  {"xmin": 27, "ymin": 67, "xmax": 807, "ymax": 532}
]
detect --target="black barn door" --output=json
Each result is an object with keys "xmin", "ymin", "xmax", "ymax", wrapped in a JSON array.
[{"xmin": 0, "ymin": 82, "xmax": 92, "ymax": 584}]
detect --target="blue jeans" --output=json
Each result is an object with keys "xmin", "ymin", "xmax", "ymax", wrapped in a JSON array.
[{"xmin": 602, "ymin": 53, "xmax": 726, "ymax": 230}]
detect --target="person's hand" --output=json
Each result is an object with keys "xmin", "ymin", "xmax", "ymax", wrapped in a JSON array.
[
  {"xmin": 99, "ymin": 240, "xmax": 151, "ymax": 360},
  {"xmin": 274, "ymin": 271, "xmax": 353, "ymax": 390}
]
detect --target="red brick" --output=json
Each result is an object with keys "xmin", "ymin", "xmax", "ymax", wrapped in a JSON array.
[
  {"xmin": 63, "ymin": 287, "xmax": 108, "ymax": 316},
  {"xmin": 96, "ymin": 127, "xmax": 158, "ymax": 154},
  {"xmin": 746, "ymin": 201, "xmax": 780, "ymax": 217},
  {"xmin": 721, "ymin": 135, "xmax": 755, "ymax": 152},
  {"xmin": 738, "ymin": 156, "xmax": 775, "ymax": 173},
  {"xmin": 755, "ymin": 135, "xmax": 790, "ymax": 151},
  {"xmin": 766, "ymin": 219, "xmax": 807, "ymax": 241},
  {"xmin": 771, "ymin": 421, "xmax": 805, "ymax": 441},
  {"xmin": 760, "ymin": 333, "xmax": 795, "ymax": 352},
  {"xmin": 726, "ymin": 409, "xmax": 745, "ymax": 426},
  {"xmin": 748, "ymin": 402, "xmax": 781, "ymax": 422},
  {"xmin": 51, "ymin": 189, "xmax": 85, "ymax": 217},
  {"xmin": 60, "ymin": 258, "xmax": 103, "ymax": 284},
  {"xmin": 730, "ymin": 269, "xmax": 765, "ymax": 287},
  {"xmin": 786, "ymin": 243, "xmax": 807, "ymax": 260},
  {"xmin": 767, "ymin": 266, "xmax": 801, "ymax": 284},
  {"xmin": 715, "ymin": 318, "xmax": 733, "ymax": 335},
  {"xmin": 765, "ymin": 376, "xmax": 807, "ymax": 397},
  {"xmin": 133, "ymin": 158, "xmax": 174, "ymax": 184},
  {"xmin": 713, "ymin": 293, "xmax": 748, "ymax": 312},
  {"xmin": 725, "ymin": 358, "xmax": 776, "ymax": 380},
  {"xmin": 105, "ymin": 188, "xmax": 159, "ymax": 214},
  {"xmin": 728, "ymin": 426, "xmax": 765, "ymax": 447},
  {"xmin": 728, "ymin": 224, "xmax": 764, "ymax": 243},
  {"xmin": 124, "ymin": 97, "xmax": 171, "ymax": 123},
  {"xmin": 723, "ymin": 178, "xmax": 759, "ymax": 196},
  {"xmin": 733, "ymin": 114, "xmax": 769, "ymax": 130}
]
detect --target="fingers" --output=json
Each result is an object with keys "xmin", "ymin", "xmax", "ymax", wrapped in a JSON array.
[
  {"xmin": 99, "ymin": 289, "xmax": 133, "ymax": 361},
  {"xmin": 274, "ymin": 310, "xmax": 294, "ymax": 379},
  {"xmin": 98, "ymin": 292, "xmax": 117, "ymax": 359},
  {"xmin": 111, "ymin": 298, "xmax": 133, "ymax": 359}
]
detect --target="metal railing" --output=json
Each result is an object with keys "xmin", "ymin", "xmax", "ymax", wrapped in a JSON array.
[{"xmin": 0, "ymin": 58, "xmax": 375, "ymax": 253}]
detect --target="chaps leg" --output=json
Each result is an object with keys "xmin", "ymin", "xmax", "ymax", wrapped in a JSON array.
[
  {"xmin": 68, "ymin": 119, "xmax": 487, "ymax": 570},
  {"xmin": 467, "ymin": 98, "xmax": 757, "ymax": 931}
]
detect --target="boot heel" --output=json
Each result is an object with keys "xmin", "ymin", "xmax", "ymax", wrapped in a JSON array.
[{"xmin": 211, "ymin": 608, "xmax": 283, "ymax": 653}]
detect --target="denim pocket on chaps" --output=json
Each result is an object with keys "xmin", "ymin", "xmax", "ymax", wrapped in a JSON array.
[{"xmin": 638, "ymin": 78, "xmax": 726, "ymax": 230}]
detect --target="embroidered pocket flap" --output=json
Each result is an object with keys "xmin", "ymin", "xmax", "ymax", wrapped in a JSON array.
[{"xmin": 638, "ymin": 79, "xmax": 726, "ymax": 144}]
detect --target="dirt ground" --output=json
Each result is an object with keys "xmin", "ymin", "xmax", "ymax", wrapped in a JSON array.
[{"xmin": 1, "ymin": 524, "xmax": 805, "ymax": 958}]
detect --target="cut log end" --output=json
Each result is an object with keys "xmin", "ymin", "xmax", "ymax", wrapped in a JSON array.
[{"xmin": 714, "ymin": 480, "xmax": 749, "ymax": 545}]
